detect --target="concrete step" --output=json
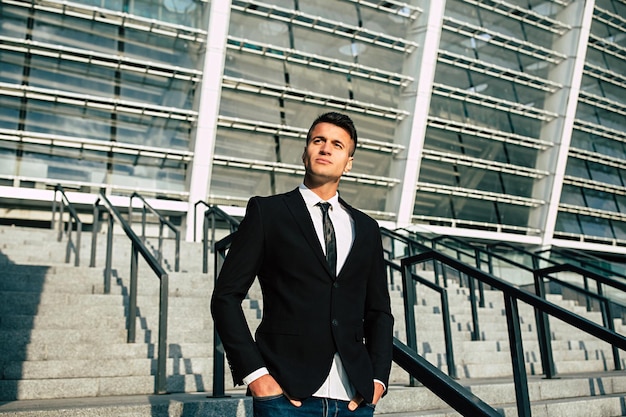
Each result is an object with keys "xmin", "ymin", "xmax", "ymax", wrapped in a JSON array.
[
  {"xmin": 1, "ymin": 357, "xmax": 213, "ymax": 380},
  {"xmin": 2, "ymin": 372, "xmax": 626, "ymax": 416}
]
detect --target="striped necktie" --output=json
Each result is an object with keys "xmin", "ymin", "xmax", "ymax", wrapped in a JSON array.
[{"xmin": 317, "ymin": 202, "xmax": 337, "ymax": 276}]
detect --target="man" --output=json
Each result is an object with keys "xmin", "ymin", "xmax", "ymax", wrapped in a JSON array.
[{"xmin": 211, "ymin": 112, "xmax": 394, "ymax": 416}]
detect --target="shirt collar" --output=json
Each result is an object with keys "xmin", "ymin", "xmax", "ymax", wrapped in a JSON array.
[{"xmin": 298, "ymin": 184, "xmax": 340, "ymax": 210}]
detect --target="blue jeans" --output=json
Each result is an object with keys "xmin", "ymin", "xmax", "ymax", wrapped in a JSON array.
[{"xmin": 253, "ymin": 395, "xmax": 375, "ymax": 417}]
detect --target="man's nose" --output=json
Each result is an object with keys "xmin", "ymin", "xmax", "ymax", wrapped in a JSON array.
[{"xmin": 320, "ymin": 142, "xmax": 331, "ymax": 154}]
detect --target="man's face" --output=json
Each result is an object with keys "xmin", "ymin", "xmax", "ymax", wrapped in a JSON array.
[{"xmin": 302, "ymin": 122, "xmax": 354, "ymax": 185}]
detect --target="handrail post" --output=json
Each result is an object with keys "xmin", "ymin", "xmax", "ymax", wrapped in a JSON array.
[
  {"xmin": 402, "ymin": 262, "xmax": 419, "ymax": 387},
  {"xmin": 64, "ymin": 216, "xmax": 72, "ymax": 264},
  {"xmin": 51, "ymin": 188, "xmax": 58, "ymax": 230},
  {"xmin": 468, "ymin": 275, "xmax": 480, "ymax": 341},
  {"xmin": 212, "ymin": 241, "xmax": 228, "ymax": 397},
  {"xmin": 440, "ymin": 287, "xmax": 458, "ymax": 379},
  {"xmin": 128, "ymin": 244, "xmax": 139, "ymax": 343},
  {"xmin": 91, "ymin": 205, "xmax": 99, "ymax": 268},
  {"xmin": 74, "ymin": 221, "xmax": 82, "ymax": 267},
  {"xmin": 174, "ymin": 230, "xmax": 180, "ymax": 272},
  {"xmin": 141, "ymin": 206, "xmax": 147, "ymax": 241},
  {"xmin": 158, "ymin": 222, "xmax": 164, "ymax": 267},
  {"xmin": 503, "ymin": 294, "xmax": 532, "ymax": 417},
  {"xmin": 202, "ymin": 211, "xmax": 209, "ymax": 274},
  {"xmin": 533, "ymin": 269, "xmax": 557, "ymax": 379},
  {"xmin": 156, "ymin": 272, "xmax": 169, "ymax": 394},
  {"xmin": 600, "ymin": 298, "xmax": 621, "ymax": 370},
  {"xmin": 57, "ymin": 201, "xmax": 65, "ymax": 242},
  {"xmin": 104, "ymin": 213, "xmax": 114, "ymax": 294}
]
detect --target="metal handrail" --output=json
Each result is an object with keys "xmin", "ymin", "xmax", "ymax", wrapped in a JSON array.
[
  {"xmin": 425, "ymin": 233, "xmax": 626, "ymax": 375},
  {"xmin": 386, "ymin": 258, "xmax": 458, "ymax": 380},
  {"xmin": 91, "ymin": 191, "xmax": 169, "ymax": 394},
  {"xmin": 401, "ymin": 249, "xmax": 626, "ymax": 417},
  {"xmin": 51, "ymin": 184, "xmax": 82, "ymax": 266},
  {"xmin": 129, "ymin": 192, "xmax": 180, "ymax": 272},
  {"xmin": 211, "ymin": 232, "xmax": 237, "ymax": 398},
  {"xmin": 202, "ymin": 204, "xmax": 240, "ymax": 273},
  {"xmin": 537, "ymin": 245, "xmax": 626, "ymax": 280},
  {"xmin": 193, "ymin": 200, "xmax": 211, "ymax": 242},
  {"xmin": 392, "ymin": 338, "xmax": 502, "ymax": 417}
]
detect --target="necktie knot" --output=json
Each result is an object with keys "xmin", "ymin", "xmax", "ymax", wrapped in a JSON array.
[{"xmin": 317, "ymin": 202, "xmax": 337, "ymax": 277}]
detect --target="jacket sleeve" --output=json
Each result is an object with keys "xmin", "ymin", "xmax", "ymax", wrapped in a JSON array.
[{"xmin": 210, "ymin": 197, "xmax": 266, "ymax": 385}]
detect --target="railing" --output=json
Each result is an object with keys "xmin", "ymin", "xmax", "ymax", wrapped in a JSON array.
[
  {"xmin": 392, "ymin": 338, "xmax": 502, "ymax": 417},
  {"xmin": 51, "ymin": 184, "xmax": 82, "ymax": 266},
  {"xmin": 197, "ymin": 202, "xmax": 240, "ymax": 273},
  {"xmin": 211, "ymin": 232, "xmax": 237, "ymax": 398},
  {"xmin": 535, "ymin": 262, "xmax": 626, "ymax": 371},
  {"xmin": 91, "ymin": 191, "xmax": 170, "ymax": 394},
  {"xmin": 401, "ymin": 249, "xmax": 626, "ymax": 417},
  {"xmin": 129, "ymin": 192, "xmax": 180, "ymax": 272},
  {"xmin": 420, "ymin": 234, "xmax": 626, "ymax": 377}
]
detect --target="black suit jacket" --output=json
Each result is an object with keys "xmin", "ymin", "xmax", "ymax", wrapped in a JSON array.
[{"xmin": 210, "ymin": 188, "xmax": 393, "ymax": 402}]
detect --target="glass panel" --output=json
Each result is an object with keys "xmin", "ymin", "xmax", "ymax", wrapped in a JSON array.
[
  {"xmin": 226, "ymin": 51, "xmax": 286, "ymax": 85},
  {"xmin": 0, "ymin": 147, "xmax": 17, "ymax": 176},
  {"xmin": 588, "ymin": 161, "xmax": 622, "ymax": 186},
  {"xmin": 579, "ymin": 214, "xmax": 614, "ymax": 239},
  {"xmin": 583, "ymin": 188, "xmax": 618, "ymax": 212},
  {"xmin": 219, "ymin": 90, "xmax": 282, "ymax": 124},
  {"xmin": 21, "ymin": 149, "xmax": 107, "ymax": 183},
  {"xmin": 359, "ymin": 5, "xmax": 411, "ymax": 39},
  {"xmin": 564, "ymin": 158, "xmax": 591, "ymax": 179},
  {"xmin": 1, "ymin": 5, "xmax": 31, "ymax": 38},
  {"xmin": 560, "ymin": 184, "xmax": 585, "ymax": 206},
  {"xmin": 617, "ymin": 195, "xmax": 626, "ymax": 214},
  {"xmin": 613, "ymin": 220, "xmax": 626, "ymax": 240},
  {"xmin": 452, "ymin": 197, "xmax": 498, "ymax": 223},
  {"xmin": 351, "ymin": 147, "xmax": 392, "ymax": 178},
  {"xmin": 456, "ymin": 166, "xmax": 504, "ymax": 194},
  {"xmin": 120, "ymin": 72, "xmax": 195, "ymax": 109},
  {"xmin": 413, "ymin": 192, "xmax": 454, "ymax": 218},
  {"xmin": 349, "ymin": 113, "xmax": 397, "ymax": 144},
  {"xmin": 111, "ymin": 157, "xmax": 185, "ymax": 192},
  {"xmin": 29, "ymin": 56, "xmax": 115, "ymax": 97},
  {"xmin": 351, "ymin": 77, "xmax": 399, "ymax": 109},
  {"xmin": 0, "ymin": 50, "xmax": 24, "ymax": 84},
  {"xmin": 214, "ymin": 129, "xmax": 278, "ymax": 162},
  {"xmin": 419, "ymin": 160, "xmax": 459, "ymax": 186},
  {"xmin": 338, "ymin": 181, "xmax": 387, "ymax": 212},
  {"xmin": 497, "ymin": 203, "xmax": 531, "ymax": 227},
  {"xmin": 31, "ymin": 12, "xmax": 117, "ymax": 54},
  {"xmin": 230, "ymin": 13, "xmax": 291, "ymax": 47},
  {"xmin": 287, "ymin": 64, "xmax": 351, "ymax": 99},
  {"xmin": 299, "ymin": 1, "xmax": 358, "ymax": 25},
  {"xmin": 555, "ymin": 212, "xmax": 582, "ymax": 234},
  {"xmin": 280, "ymin": 136, "xmax": 306, "ymax": 165},
  {"xmin": 0, "ymin": 96, "xmax": 21, "ymax": 130},
  {"xmin": 210, "ymin": 165, "xmax": 273, "ymax": 201},
  {"xmin": 124, "ymin": 28, "xmax": 202, "ymax": 68}
]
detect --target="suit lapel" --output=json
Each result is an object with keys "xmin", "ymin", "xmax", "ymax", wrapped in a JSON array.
[
  {"xmin": 283, "ymin": 188, "xmax": 334, "ymax": 278},
  {"xmin": 337, "ymin": 198, "xmax": 364, "ymax": 279}
]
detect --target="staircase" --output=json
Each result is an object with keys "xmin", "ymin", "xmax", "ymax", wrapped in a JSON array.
[{"xmin": 1, "ymin": 224, "xmax": 626, "ymax": 416}]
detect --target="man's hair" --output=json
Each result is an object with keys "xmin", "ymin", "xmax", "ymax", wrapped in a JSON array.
[{"xmin": 306, "ymin": 112, "xmax": 358, "ymax": 156}]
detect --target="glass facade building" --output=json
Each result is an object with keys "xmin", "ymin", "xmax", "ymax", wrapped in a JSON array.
[{"xmin": 1, "ymin": 0, "xmax": 625, "ymax": 255}]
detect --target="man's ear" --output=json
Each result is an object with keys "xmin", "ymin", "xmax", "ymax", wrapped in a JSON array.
[{"xmin": 344, "ymin": 157, "xmax": 353, "ymax": 174}]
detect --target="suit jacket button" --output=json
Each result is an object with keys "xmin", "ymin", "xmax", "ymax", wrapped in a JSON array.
[
  {"xmin": 332, "ymin": 319, "xmax": 339, "ymax": 326},
  {"xmin": 333, "ymin": 282, "xmax": 339, "ymax": 288}
]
